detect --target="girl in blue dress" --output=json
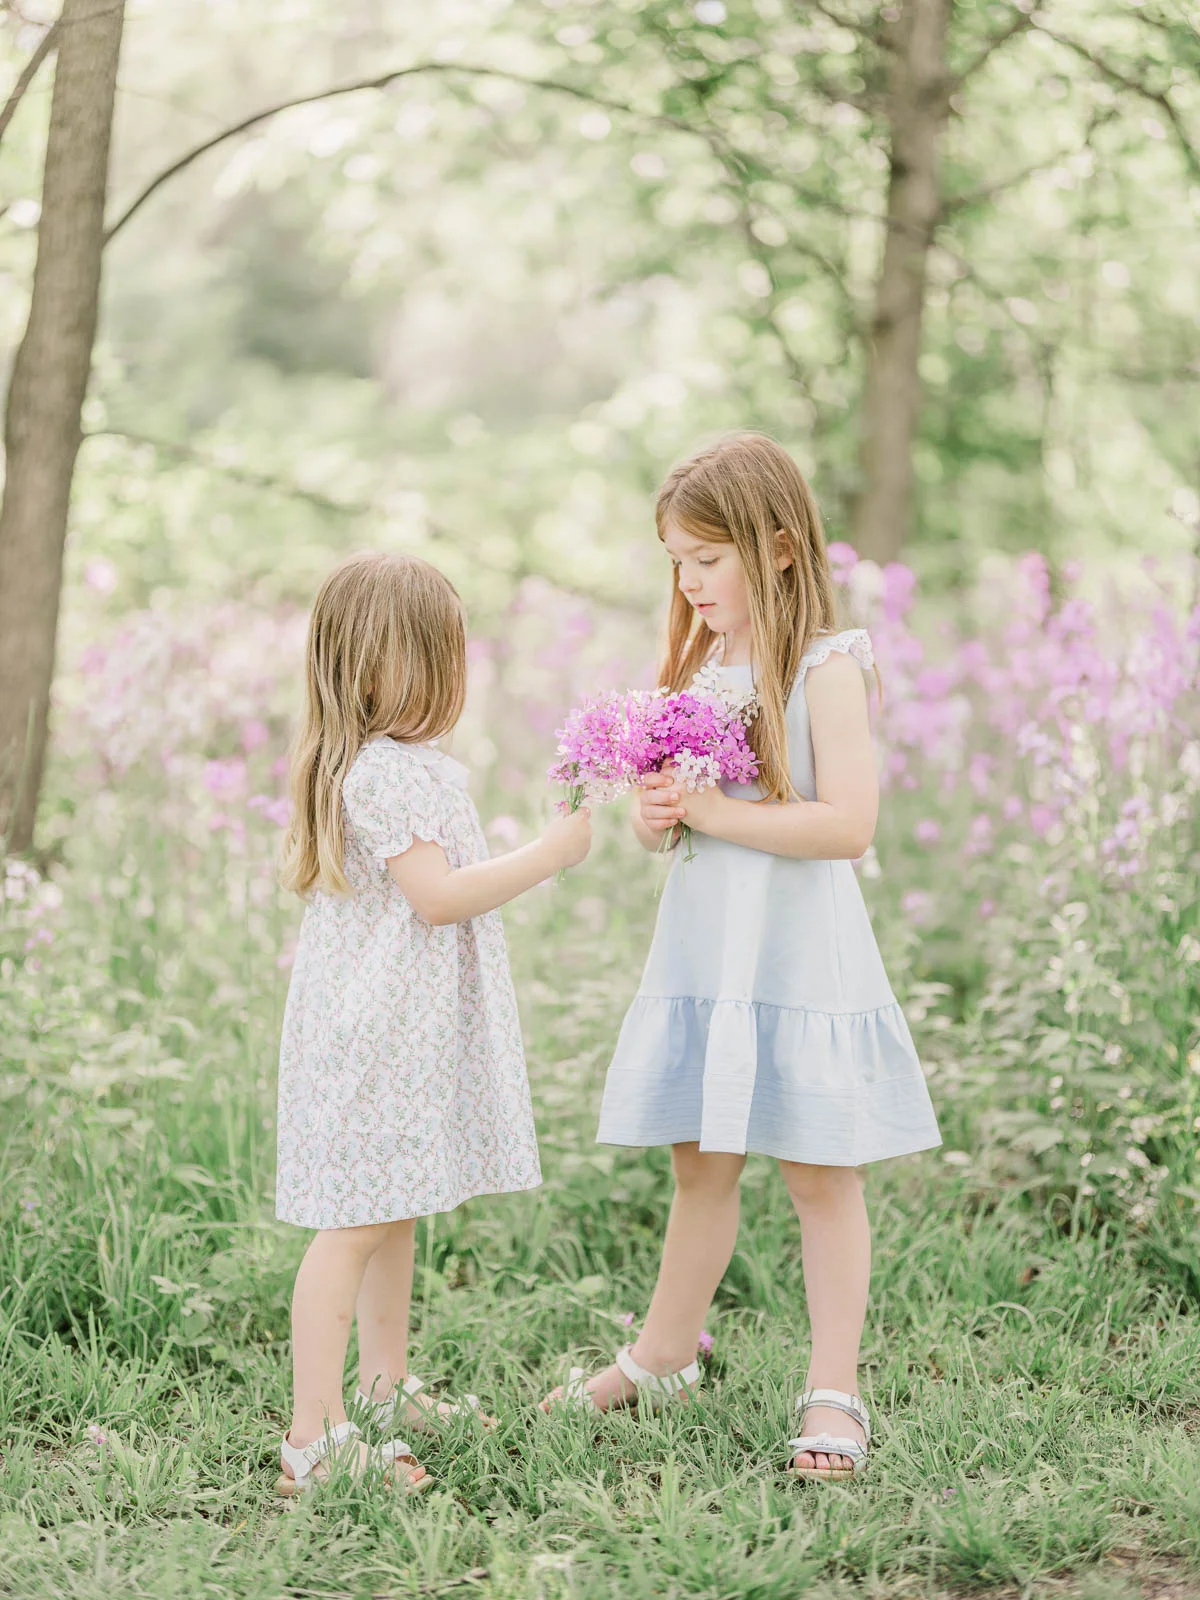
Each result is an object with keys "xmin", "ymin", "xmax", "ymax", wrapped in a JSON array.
[{"xmin": 541, "ymin": 433, "xmax": 940, "ymax": 1480}]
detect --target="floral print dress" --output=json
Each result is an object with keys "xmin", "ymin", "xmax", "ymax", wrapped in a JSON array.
[{"xmin": 275, "ymin": 737, "xmax": 542, "ymax": 1229}]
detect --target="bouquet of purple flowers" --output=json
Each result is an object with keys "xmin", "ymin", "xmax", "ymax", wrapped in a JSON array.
[{"xmin": 548, "ymin": 666, "xmax": 759, "ymax": 862}]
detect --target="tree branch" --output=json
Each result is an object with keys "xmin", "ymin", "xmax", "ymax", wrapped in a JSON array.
[
  {"xmin": 104, "ymin": 62, "xmax": 694, "ymax": 244},
  {"xmin": 806, "ymin": 0, "xmax": 883, "ymax": 44},
  {"xmin": 939, "ymin": 108, "xmax": 1116, "ymax": 216},
  {"xmin": 1033, "ymin": 21, "xmax": 1200, "ymax": 180},
  {"xmin": 0, "ymin": 21, "xmax": 57, "ymax": 150},
  {"xmin": 81, "ymin": 428, "xmax": 653, "ymax": 615},
  {"xmin": 948, "ymin": 5, "xmax": 1038, "ymax": 92}
]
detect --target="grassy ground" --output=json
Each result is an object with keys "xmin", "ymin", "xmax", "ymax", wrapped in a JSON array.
[{"xmin": 2, "ymin": 819, "xmax": 1200, "ymax": 1600}]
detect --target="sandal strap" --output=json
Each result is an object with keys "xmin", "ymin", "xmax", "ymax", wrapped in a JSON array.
[
  {"xmin": 562, "ymin": 1366, "xmax": 593, "ymax": 1406},
  {"xmin": 614, "ymin": 1344, "xmax": 700, "ymax": 1396},
  {"xmin": 377, "ymin": 1437, "xmax": 419, "ymax": 1466},
  {"xmin": 796, "ymin": 1388, "xmax": 871, "ymax": 1444},
  {"xmin": 788, "ymin": 1431, "xmax": 869, "ymax": 1465},
  {"xmin": 355, "ymin": 1374, "xmax": 425, "ymax": 1422},
  {"xmin": 280, "ymin": 1419, "xmax": 359, "ymax": 1481}
]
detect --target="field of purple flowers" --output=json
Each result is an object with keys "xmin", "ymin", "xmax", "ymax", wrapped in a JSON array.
[
  {"xmin": 2, "ymin": 550, "xmax": 1199, "ymax": 1597},
  {"xmin": 17, "ymin": 548, "xmax": 1200, "ymax": 1219}
]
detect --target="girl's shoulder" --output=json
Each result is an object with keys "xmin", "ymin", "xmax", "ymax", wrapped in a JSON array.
[
  {"xmin": 345, "ymin": 735, "xmax": 410, "ymax": 783},
  {"xmin": 800, "ymin": 627, "xmax": 874, "ymax": 675},
  {"xmin": 345, "ymin": 737, "xmax": 469, "ymax": 797}
]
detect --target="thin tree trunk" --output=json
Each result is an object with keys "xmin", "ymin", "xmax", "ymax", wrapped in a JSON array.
[
  {"xmin": 851, "ymin": 0, "xmax": 951, "ymax": 566},
  {"xmin": 0, "ymin": 0, "xmax": 125, "ymax": 851}
]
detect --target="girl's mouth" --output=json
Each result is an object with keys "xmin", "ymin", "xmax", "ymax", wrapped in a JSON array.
[{"xmin": 696, "ymin": 602, "xmax": 715, "ymax": 613}]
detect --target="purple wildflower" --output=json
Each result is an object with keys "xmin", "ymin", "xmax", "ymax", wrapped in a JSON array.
[{"xmin": 549, "ymin": 683, "xmax": 759, "ymax": 861}]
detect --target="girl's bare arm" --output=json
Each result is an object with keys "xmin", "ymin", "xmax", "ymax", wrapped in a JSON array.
[{"xmin": 386, "ymin": 810, "xmax": 591, "ymax": 924}]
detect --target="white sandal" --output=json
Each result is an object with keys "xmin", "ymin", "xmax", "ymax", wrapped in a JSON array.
[
  {"xmin": 557, "ymin": 1344, "xmax": 701, "ymax": 1413},
  {"xmin": 786, "ymin": 1388, "xmax": 871, "ymax": 1481},
  {"xmin": 354, "ymin": 1373, "xmax": 494, "ymax": 1435},
  {"xmin": 276, "ymin": 1419, "xmax": 364, "ymax": 1495},
  {"xmin": 276, "ymin": 1418, "xmax": 430, "ymax": 1495}
]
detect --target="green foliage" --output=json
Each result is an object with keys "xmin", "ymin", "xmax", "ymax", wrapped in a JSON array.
[
  {"xmin": 3, "ymin": 736, "xmax": 1200, "ymax": 1594},
  {"xmin": 5, "ymin": 1, "xmax": 1195, "ymax": 621}
]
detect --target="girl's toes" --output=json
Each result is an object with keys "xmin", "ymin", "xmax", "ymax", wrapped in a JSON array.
[
  {"xmin": 793, "ymin": 1451, "xmax": 816, "ymax": 1471},
  {"xmin": 390, "ymin": 1455, "xmax": 427, "ymax": 1490},
  {"xmin": 539, "ymin": 1387, "xmax": 563, "ymax": 1413}
]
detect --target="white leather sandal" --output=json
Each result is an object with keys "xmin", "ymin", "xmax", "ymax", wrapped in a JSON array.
[
  {"xmin": 276, "ymin": 1419, "xmax": 364, "ymax": 1495},
  {"xmin": 786, "ymin": 1388, "xmax": 871, "ymax": 1481},
  {"xmin": 276, "ymin": 1418, "xmax": 430, "ymax": 1495},
  {"xmin": 354, "ymin": 1373, "xmax": 495, "ymax": 1434},
  {"xmin": 556, "ymin": 1344, "xmax": 702, "ymax": 1413}
]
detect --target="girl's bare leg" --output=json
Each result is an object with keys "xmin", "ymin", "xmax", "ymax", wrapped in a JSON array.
[
  {"xmin": 355, "ymin": 1218, "xmax": 417, "ymax": 1402},
  {"xmin": 286, "ymin": 1220, "xmax": 426, "ymax": 1486},
  {"xmin": 541, "ymin": 1144, "xmax": 745, "ymax": 1411},
  {"xmin": 778, "ymin": 1162, "xmax": 871, "ymax": 1473}
]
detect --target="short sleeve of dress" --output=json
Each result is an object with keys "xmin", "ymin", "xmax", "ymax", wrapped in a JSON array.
[
  {"xmin": 800, "ymin": 627, "xmax": 874, "ymax": 678},
  {"xmin": 342, "ymin": 742, "xmax": 447, "ymax": 860}
]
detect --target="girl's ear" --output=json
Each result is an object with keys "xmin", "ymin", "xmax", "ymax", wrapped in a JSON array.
[{"xmin": 774, "ymin": 528, "xmax": 794, "ymax": 573}]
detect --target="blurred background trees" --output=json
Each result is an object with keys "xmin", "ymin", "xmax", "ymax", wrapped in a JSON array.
[{"xmin": 0, "ymin": 0, "xmax": 1198, "ymax": 844}]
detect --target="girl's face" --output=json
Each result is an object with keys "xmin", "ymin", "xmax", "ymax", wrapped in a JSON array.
[{"xmin": 663, "ymin": 521, "xmax": 750, "ymax": 640}]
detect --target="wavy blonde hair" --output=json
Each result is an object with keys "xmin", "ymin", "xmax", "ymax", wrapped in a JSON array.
[
  {"xmin": 280, "ymin": 552, "xmax": 466, "ymax": 897},
  {"xmin": 657, "ymin": 433, "xmax": 838, "ymax": 806}
]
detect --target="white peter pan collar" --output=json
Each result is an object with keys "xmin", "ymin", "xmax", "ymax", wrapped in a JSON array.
[{"xmin": 371, "ymin": 736, "xmax": 471, "ymax": 792}]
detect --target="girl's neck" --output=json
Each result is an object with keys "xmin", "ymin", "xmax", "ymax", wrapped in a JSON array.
[{"xmin": 719, "ymin": 628, "xmax": 754, "ymax": 668}]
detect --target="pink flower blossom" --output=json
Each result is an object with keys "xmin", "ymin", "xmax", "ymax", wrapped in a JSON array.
[
  {"xmin": 204, "ymin": 757, "xmax": 246, "ymax": 803},
  {"xmin": 85, "ymin": 558, "xmax": 118, "ymax": 595},
  {"xmin": 902, "ymin": 890, "xmax": 933, "ymax": 926},
  {"xmin": 1029, "ymin": 803, "xmax": 1058, "ymax": 838},
  {"xmin": 914, "ymin": 819, "xmax": 941, "ymax": 846},
  {"xmin": 486, "ymin": 815, "xmax": 522, "ymax": 849},
  {"xmin": 248, "ymin": 794, "xmax": 290, "ymax": 828},
  {"xmin": 240, "ymin": 719, "xmax": 269, "ymax": 754},
  {"xmin": 697, "ymin": 1329, "xmax": 714, "ymax": 1354},
  {"xmin": 966, "ymin": 813, "xmax": 994, "ymax": 856}
]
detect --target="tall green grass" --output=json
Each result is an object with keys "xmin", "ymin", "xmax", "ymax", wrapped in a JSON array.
[{"xmin": 3, "ymin": 800, "xmax": 1200, "ymax": 1599}]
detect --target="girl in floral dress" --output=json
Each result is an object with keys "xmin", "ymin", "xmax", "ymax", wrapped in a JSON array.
[
  {"xmin": 274, "ymin": 552, "xmax": 591, "ymax": 1494},
  {"xmin": 541, "ymin": 434, "xmax": 940, "ymax": 1481}
]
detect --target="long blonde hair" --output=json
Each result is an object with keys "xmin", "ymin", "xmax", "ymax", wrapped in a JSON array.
[
  {"xmin": 657, "ymin": 433, "xmax": 837, "ymax": 805},
  {"xmin": 280, "ymin": 552, "xmax": 467, "ymax": 897}
]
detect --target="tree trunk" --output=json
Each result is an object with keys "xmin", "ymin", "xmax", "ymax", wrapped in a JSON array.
[
  {"xmin": 0, "ymin": 0, "xmax": 125, "ymax": 852},
  {"xmin": 850, "ymin": 0, "xmax": 951, "ymax": 566}
]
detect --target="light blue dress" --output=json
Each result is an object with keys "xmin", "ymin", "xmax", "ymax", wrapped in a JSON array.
[{"xmin": 597, "ymin": 628, "xmax": 941, "ymax": 1167}]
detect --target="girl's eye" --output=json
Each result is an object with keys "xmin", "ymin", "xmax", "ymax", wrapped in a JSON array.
[{"xmin": 699, "ymin": 558, "xmax": 717, "ymax": 567}]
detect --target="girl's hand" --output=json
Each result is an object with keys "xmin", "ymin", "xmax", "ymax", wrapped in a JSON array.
[
  {"xmin": 677, "ymin": 780, "xmax": 729, "ymax": 835},
  {"xmin": 541, "ymin": 807, "xmax": 592, "ymax": 870},
  {"xmin": 637, "ymin": 771, "xmax": 685, "ymax": 834}
]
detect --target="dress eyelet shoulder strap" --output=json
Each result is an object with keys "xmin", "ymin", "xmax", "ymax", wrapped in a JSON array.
[{"xmin": 798, "ymin": 628, "xmax": 874, "ymax": 680}]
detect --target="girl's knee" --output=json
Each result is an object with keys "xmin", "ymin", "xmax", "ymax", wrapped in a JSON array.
[
  {"xmin": 671, "ymin": 1142, "xmax": 745, "ymax": 1195},
  {"xmin": 778, "ymin": 1160, "xmax": 862, "ymax": 1208}
]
